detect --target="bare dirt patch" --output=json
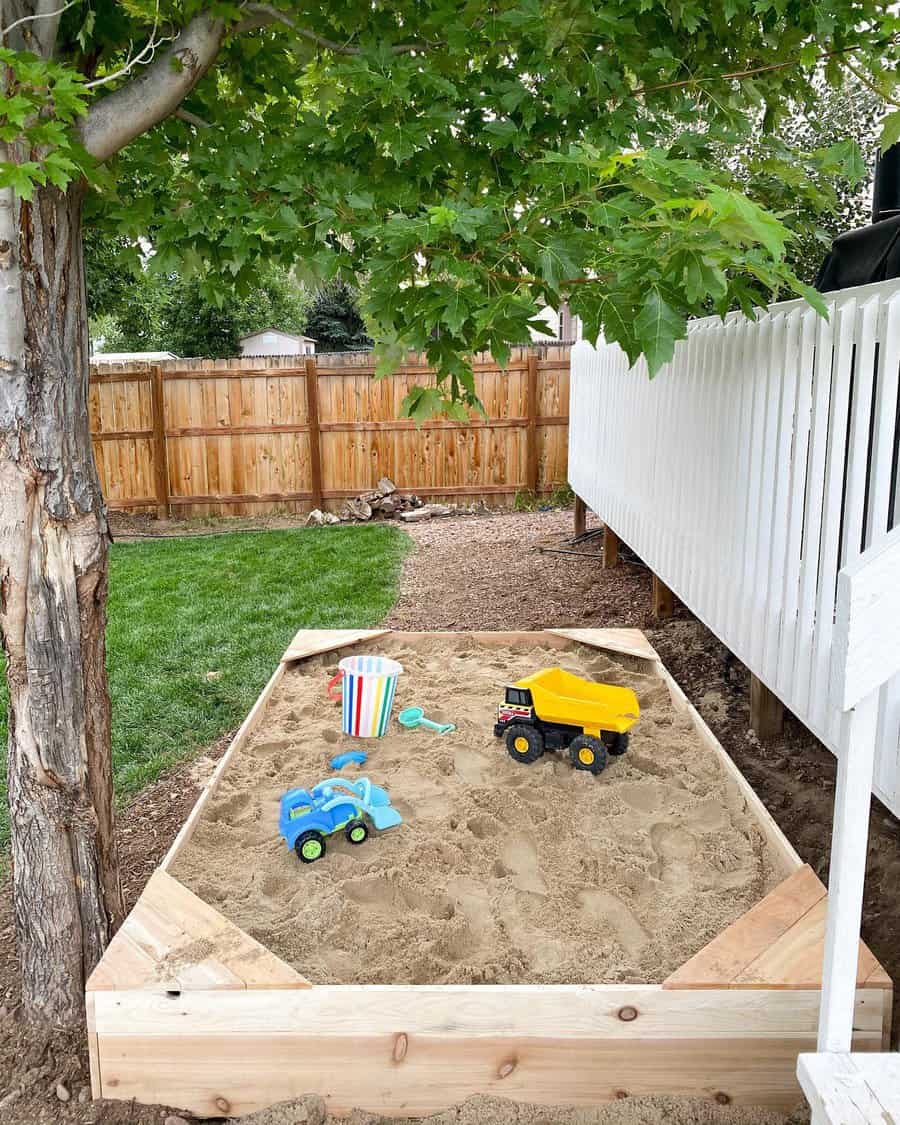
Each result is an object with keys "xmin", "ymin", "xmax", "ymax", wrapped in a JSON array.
[{"xmin": 172, "ymin": 635, "xmax": 780, "ymax": 986}]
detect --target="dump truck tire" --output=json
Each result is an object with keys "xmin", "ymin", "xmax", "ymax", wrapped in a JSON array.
[
  {"xmin": 295, "ymin": 830, "xmax": 327, "ymax": 863},
  {"xmin": 505, "ymin": 724, "xmax": 544, "ymax": 764},
  {"xmin": 346, "ymin": 818, "xmax": 369, "ymax": 845},
  {"xmin": 604, "ymin": 732, "xmax": 629, "ymax": 756},
  {"xmin": 570, "ymin": 735, "xmax": 608, "ymax": 774}
]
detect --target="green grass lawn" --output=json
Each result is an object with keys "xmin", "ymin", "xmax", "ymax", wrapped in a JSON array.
[{"xmin": 0, "ymin": 525, "xmax": 409, "ymax": 849}]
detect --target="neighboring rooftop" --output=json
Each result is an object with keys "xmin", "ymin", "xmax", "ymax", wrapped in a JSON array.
[
  {"xmin": 239, "ymin": 327, "xmax": 317, "ymax": 357},
  {"xmin": 239, "ymin": 327, "xmax": 317, "ymax": 344}
]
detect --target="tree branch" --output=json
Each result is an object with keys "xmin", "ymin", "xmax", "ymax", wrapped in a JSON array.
[
  {"xmin": 174, "ymin": 106, "xmax": 211, "ymax": 128},
  {"xmin": 84, "ymin": 0, "xmax": 175, "ymax": 91},
  {"xmin": 235, "ymin": 2, "xmax": 436, "ymax": 55},
  {"xmin": 79, "ymin": 12, "xmax": 226, "ymax": 162},
  {"xmin": 632, "ymin": 37, "xmax": 899, "ymax": 99}
]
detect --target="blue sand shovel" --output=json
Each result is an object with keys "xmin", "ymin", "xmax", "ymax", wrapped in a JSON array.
[{"xmin": 397, "ymin": 707, "xmax": 455, "ymax": 735}]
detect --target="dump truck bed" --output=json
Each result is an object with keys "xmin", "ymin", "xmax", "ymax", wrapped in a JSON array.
[{"xmin": 515, "ymin": 667, "xmax": 640, "ymax": 735}]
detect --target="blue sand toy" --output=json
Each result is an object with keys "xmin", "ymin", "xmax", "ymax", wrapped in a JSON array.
[
  {"xmin": 397, "ymin": 706, "xmax": 455, "ymax": 735},
  {"xmin": 330, "ymin": 750, "xmax": 368, "ymax": 769},
  {"xmin": 279, "ymin": 777, "xmax": 402, "ymax": 863}
]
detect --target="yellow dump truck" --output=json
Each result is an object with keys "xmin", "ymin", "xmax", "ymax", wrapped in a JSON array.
[{"xmin": 493, "ymin": 667, "xmax": 640, "ymax": 775}]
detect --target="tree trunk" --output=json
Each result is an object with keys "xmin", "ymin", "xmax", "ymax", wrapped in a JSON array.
[{"xmin": 0, "ymin": 179, "xmax": 124, "ymax": 1025}]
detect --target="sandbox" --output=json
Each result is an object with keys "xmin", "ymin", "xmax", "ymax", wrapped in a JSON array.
[{"xmin": 86, "ymin": 629, "xmax": 892, "ymax": 1119}]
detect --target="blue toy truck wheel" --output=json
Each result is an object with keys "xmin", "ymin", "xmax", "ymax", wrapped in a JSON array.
[
  {"xmin": 345, "ymin": 818, "xmax": 368, "ymax": 845},
  {"xmin": 295, "ymin": 830, "xmax": 326, "ymax": 863}
]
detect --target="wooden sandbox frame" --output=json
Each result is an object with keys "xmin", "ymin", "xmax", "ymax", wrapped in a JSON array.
[{"xmin": 86, "ymin": 629, "xmax": 892, "ymax": 1118}]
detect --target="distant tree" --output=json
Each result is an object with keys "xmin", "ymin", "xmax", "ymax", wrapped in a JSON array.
[
  {"xmin": 718, "ymin": 78, "xmax": 881, "ymax": 286},
  {"xmin": 303, "ymin": 281, "xmax": 371, "ymax": 352},
  {"xmin": 83, "ymin": 229, "xmax": 142, "ymax": 320},
  {"xmin": 778, "ymin": 80, "xmax": 881, "ymax": 283},
  {"xmin": 89, "ymin": 264, "xmax": 309, "ymax": 357}
]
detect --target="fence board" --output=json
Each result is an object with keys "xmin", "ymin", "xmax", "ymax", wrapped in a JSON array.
[
  {"xmin": 568, "ymin": 280, "xmax": 900, "ymax": 818},
  {"xmin": 89, "ymin": 347, "xmax": 570, "ymax": 518}
]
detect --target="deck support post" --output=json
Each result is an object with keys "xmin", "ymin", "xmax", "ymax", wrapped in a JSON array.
[
  {"xmin": 651, "ymin": 573, "xmax": 674, "ymax": 619},
  {"xmin": 573, "ymin": 494, "xmax": 586, "ymax": 537},
  {"xmin": 750, "ymin": 675, "xmax": 785, "ymax": 740},
  {"xmin": 603, "ymin": 525, "xmax": 620, "ymax": 569},
  {"xmin": 817, "ymin": 693, "xmax": 879, "ymax": 1052}
]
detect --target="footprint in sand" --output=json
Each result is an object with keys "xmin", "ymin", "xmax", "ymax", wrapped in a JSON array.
[
  {"xmin": 685, "ymin": 797, "xmax": 728, "ymax": 832},
  {"xmin": 628, "ymin": 748, "xmax": 679, "ymax": 778},
  {"xmin": 617, "ymin": 780, "xmax": 661, "ymax": 814},
  {"xmin": 648, "ymin": 822, "xmax": 698, "ymax": 882},
  {"xmin": 342, "ymin": 875, "xmax": 396, "ymax": 913},
  {"xmin": 447, "ymin": 877, "xmax": 493, "ymax": 942},
  {"xmin": 454, "ymin": 747, "xmax": 491, "ymax": 785},
  {"xmin": 255, "ymin": 739, "xmax": 290, "ymax": 757},
  {"xmin": 577, "ymin": 889, "xmax": 650, "ymax": 957},
  {"xmin": 467, "ymin": 814, "xmax": 500, "ymax": 839},
  {"xmin": 497, "ymin": 833, "xmax": 546, "ymax": 894},
  {"xmin": 209, "ymin": 791, "xmax": 254, "ymax": 825},
  {"xmin": 497, "ymin": 890, "xmax": 566, "ymax": 971},
  {"xmin": 343, "ymin": 875, "xmax": 454, "ymax": 919}
]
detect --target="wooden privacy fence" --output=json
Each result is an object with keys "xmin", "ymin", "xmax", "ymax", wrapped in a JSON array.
[
  {"xmin": 568, "ymin": 278, "xmax": 900, "ymax": 819},
  {"xmin": 88, "ymin": 347, "xmax": 570, "ymax": 517}
]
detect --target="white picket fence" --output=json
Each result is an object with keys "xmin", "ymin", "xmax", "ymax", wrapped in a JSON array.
[{"xmin": 568, "ymin": 278, "xmax": 900, "ymax": 817}]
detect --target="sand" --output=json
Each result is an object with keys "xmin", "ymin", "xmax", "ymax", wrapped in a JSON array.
[
  {"xmin": 172, "ymin": 636, "xmax": 781, "ymax": 985},
  {"xmin": 238, "ymin": 1093, "xmax": 807, "ymax": 1125}
]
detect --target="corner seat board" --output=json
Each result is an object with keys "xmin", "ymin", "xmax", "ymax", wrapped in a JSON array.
[
  {"xmin": 87, "ymin": 869, "xmax": 308, "ymax": 992},
  {"xmin": 664, "ymin": 865, "xmax": 890, "ymax": 991}
]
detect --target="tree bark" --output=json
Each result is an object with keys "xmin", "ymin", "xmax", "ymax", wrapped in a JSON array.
[{"xmin": 0, "ymin": 179, "xmax": 124, "ymax": 1025}]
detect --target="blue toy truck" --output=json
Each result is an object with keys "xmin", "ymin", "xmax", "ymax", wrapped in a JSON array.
[{"xmin": 278, "ymin": 776, "xmax": 402, "ymax": 863}]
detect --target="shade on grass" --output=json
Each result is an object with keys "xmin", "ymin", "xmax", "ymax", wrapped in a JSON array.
[{"xmin": 0, "ymin": 525, "xmax": 409, "ymax": 849}]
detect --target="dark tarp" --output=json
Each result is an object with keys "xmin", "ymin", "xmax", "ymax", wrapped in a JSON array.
[{"xmin": 815, "ymin": 214, "xmax": 900, "ymax": 292}]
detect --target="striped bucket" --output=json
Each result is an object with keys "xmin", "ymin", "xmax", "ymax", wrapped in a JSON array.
[{"xmin": 338, "ymin": 655, "xmax": 403, "ymax": 738}]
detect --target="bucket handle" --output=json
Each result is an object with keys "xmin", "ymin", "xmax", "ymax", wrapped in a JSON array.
[{"xmin": 326, "ymin": 670, "xmax": 344, "ymax": 702}]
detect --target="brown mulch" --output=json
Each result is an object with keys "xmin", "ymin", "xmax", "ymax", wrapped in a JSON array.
[{"xmin": 1, "ymin": 507, "xmax": 898, "ymax": 1125}]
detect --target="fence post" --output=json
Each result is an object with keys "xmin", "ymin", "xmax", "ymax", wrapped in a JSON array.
[
  {"xmin": 305, "ymin": 356, "xmax": 324, "ymax": 510},
  {"xmin": 526, "ymin": 352, "xmax": 539, "ymax": 495},
  {"xmin": 149, "ymin": 364, "xmax": 170, "ymax": 519}
]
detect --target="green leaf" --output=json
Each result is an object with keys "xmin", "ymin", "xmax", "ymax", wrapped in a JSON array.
[
  {"xmin": 707, "ymin": 188, "xmax": 789, "ymax": 261},
  {"xmin": 441, "ymin": 286, "xmax": 470, "ymax": 333},
  {"xmin": 634, "ymin": 290, "xmax": 687, "ymax": 377},
  {"xmin": 881, "ymin": 111, "xmax": 900, "ymax": 155},
  {"xmin": 400, "ymin": 385, "xmax": 444, "ymax": 425},
  {"xmin": 0, "ymin": 160, "xmax": 46, "ymax": 200},
  {"xmin": 1, "ymin": 94, "xmax": 34, "ymax": 128},
  {"xmin": 683, "ymin": 252, "xmax": 728, "ymax": 305}
]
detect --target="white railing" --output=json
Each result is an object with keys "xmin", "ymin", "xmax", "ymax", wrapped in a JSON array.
[{"xmin": 568, "ymin": 278, "xmax": 900, "ymax": 817}]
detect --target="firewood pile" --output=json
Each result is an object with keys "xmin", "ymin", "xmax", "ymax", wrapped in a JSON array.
[{"xmin": 305, "ymin": 478, "xmax": 483, "ymax": 526}]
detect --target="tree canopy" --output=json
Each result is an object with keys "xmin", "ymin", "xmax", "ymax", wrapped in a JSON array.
[
  {"xmin": 3, "ymin": 1, "xmax": 898, "ymax": 415},
  {"xmin": 88, "ymin": 255, "xmax": 310, "ymax": 357}
]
